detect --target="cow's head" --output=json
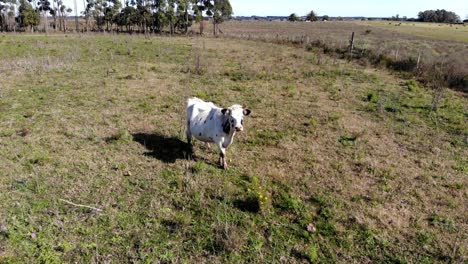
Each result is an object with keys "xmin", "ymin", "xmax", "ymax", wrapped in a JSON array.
[{"xmin": 221, "ymin": 104, "xmax": 251, "ymax": 133}]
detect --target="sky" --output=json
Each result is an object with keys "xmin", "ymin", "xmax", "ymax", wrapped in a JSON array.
[
  {"xmin": 230, "ymin": 0, "xmax": 467, "ymax": 18},
  {"xmin": 66, "ymin": 0, "xmax": 467, "ymax": 19}
]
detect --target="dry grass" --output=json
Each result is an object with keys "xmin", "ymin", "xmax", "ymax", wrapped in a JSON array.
[
  {"xmin": 355, "ymin": 21, "xmax": 468, "ymax": 42},
  {"xmin": 204, "ymin": 20, "xmax": 468, "ymax": 92},
  {"xmin": 0, "ymin": 34, "xmax": 466, "ymax": 262}
]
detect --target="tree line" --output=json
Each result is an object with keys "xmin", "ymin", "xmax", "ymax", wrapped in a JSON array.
[
  {"xmin": 389, "ymin": 10, "xmax": 461, "ymax": 23},
  {"xmin": 417, "ymin": 9, "xmax": 461, "ymax": 23},
  {"xmin": 0, "ymin": 0, "xmax": 232, "ymax": 34},
  {"xmin": 286, "ymin": 9, "xmax": 463, "ymax": 23}
]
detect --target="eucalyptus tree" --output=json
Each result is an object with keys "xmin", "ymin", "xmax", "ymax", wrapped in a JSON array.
[
  {"xmin": 306, "ymin": 10, "xmax": 317, "ymax": 21},
  {"xmin": 52, "ymin": 0, "xmax": 72, "ymax": 31},
  {"xmin": 103, "ymin": 0, "xmax": 121, "ymax": 31},
  {"xmin": 151, "ymin": 0, "xmax": 166, "ymax": 33},
  {"xmin": 37, "ymin": 0, "xmax": 51, "ymax": 33},
  {"xmin": 212, "ymin": 0, "xmax": 231, "ymax": 35},
  {"xmin": 165, "ymin": 0, "xmax": 175, "ymax": 34},
  {"xmin": 135, "ymin": 0, "xmax": 150, "ymax": 33},
  {"xmin": 115, "ymin": 4, "xmax": 137, "ymax": 31},
  {"xmin": 288, "ymin": 13, "xmax": 298, "ymax": 22},
  {"xmin": 199, "ymin": 0, "xmax": 231, "ymax": 35},
  {"xmin": 0, "ymin": 0, "xmax": 6, "ymax": 30},
  {"xmin": 17, "ymin": 0, "xmax": 40, "ymax": 31},
  {"xmin": 1, "ymin": 0, "xmax": 17, "ymax": 31},
  {"xmin": 175, "ymin": 0, "xmax": 193, "ymax": 34}
]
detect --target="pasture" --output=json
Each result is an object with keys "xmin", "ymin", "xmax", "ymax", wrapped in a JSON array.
[
  {"xmin": 355, "ymin": 21, "xmax": 468, "ymax": 42},
  {"xmin": 217, "ymin": 20, "xmax": 468, "ymax": 92},
  {"xmin": 0, "ymin": 33, "xmax": 467, "ymax": 262}
]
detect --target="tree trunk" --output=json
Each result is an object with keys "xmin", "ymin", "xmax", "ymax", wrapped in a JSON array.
[
  {"xmin": 184, "ymin": 8, "xmax": 188, "ymax": 34},
  {"xmin": 82, "ymin": 0, "xmax": 88, "ymax": 32},
  {"xmin": 74, "ymin": 0, "xmax": 78, "ymax": 32},
  {"xmin": 169, "ymin": 19, "xmax": 174, "ymax": 35},
  {"xmin": 213, "ymin": 19, "xmax": 217, "ymax": 36},
  {"xmin": 44, "ymin": 11, "xmax": 48, "ymax": 34}
]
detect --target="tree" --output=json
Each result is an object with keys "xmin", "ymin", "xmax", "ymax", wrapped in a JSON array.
[
  {"xmin": 104, "ymin": 0, "xmax": 121, "ymax": 31},
  {"xmin": 37, "ymin": 0, "xmax": 51, "ymax": 33},
  {"xmin": 115, "ymin": 5, "xmax": 136, "ymax": 31},
  {"xmin": 306, "ymin": 10, "xmax": 317, "ymax": 21},
  {"xmin": 391, "ymin": 14, "xmax": 400, "ymax": 21},
  {"xmin": 175, "ymin": 0, "xmax": 193, "ymax": 34},
  {"xmin": 204, "ymin": 0, "xmax": 231, "ymax": 36},
  {"xmin": 322, "ymin": 15, "xmax": 329, "ymax": 21},
  {"xmin": 152, "ymin": 0, "xmax": 167, "ymax": 33},
  {"xmin": 417, "ymin": 9, "xmax": 460, "ymax": 23},
  {"xmin": 1, "ymin": 0, "xmax": 17, "ymax": 31},
  {"xmin": 17, "ymin": 0, "xmax": 40, "ymax": 31},
  {"xmin": 288, "ymin": 13, "xmax": 298, "ymax": 22}
]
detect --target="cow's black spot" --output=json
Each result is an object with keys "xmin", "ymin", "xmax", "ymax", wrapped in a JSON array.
[
  {"xmin": 222, "ymin": 120, "xmax": 231, "ymax": 134},
  {"xmin": 241, "ymin": 119, "xmax": 244, "ymax": 125}
]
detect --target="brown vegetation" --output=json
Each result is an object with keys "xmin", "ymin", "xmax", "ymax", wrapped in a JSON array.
[{"xmin": 206, "ymin": 20, "xmax": 468, "ymax": 93}]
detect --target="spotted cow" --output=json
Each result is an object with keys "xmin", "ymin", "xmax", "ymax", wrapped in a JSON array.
[{"xmin": 186, "ymin": 97, "xmax": 251, "ymax": 169}]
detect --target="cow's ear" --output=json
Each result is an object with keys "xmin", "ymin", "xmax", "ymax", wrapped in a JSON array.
[
  {"xmin": 243, "ymin": 109, "xmax": 251, "ymax": 116},
  {"xmin": 221, "ymin": 108, "xmax": 230, "ymax": 115}
]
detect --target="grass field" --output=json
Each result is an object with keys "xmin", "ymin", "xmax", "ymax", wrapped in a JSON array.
[
  {"xmin": 0, "ymin": 34, "xmax": 467, "ymax": 262},
  {"xmin": 216, "ymin": 21, "xmax": 468, "ymax": 92},
  {"xmin": 355, "ymin": 21, "xmax": 468, "ymax": 43}
]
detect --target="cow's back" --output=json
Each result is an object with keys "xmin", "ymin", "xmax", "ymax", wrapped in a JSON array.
[{"xmin": 186, "ymin": 98, "xmax": 221, "ymax": 142}]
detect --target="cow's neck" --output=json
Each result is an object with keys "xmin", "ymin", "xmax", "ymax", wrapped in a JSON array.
[{"xmin": 222, "ymin": 118, "xmax": 235, "ymax": 136}]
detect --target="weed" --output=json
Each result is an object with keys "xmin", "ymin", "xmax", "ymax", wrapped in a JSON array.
[
  {"xmin": 106, "ymin": 129, "xmax": 132, "ymax": 144},
  {"xmin": 366, "ymin": 91, "xmax": 379, "ymax": 103},
  {"xmin": 306, "ymin": 245, "xmax": 319, "ymax": 262},
  {"xmin": 428, "ymin": 214, "xmax": 457, "ymax": 233},
  {"xmin": 247, "ymin": 129, "xmax": 285, "ymax": 146},
  {"xmin": 338, "ymin": 135, "xmax": 357, "ymax": 146},
  {"xmin": 405, "ymin": 79, "xmax": 420, "ymax": 92},
  {"xmin": 273, "ymin": 189, "xmax": 302, "ymax": 213}
]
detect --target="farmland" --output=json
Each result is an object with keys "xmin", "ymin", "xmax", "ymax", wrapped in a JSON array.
[
  {"xmin": 355, "ymin": 21, "xmax": 468, "ymax": 42},
  {"xmin": 216, "ymin": 20, "xmax": 468, "ymax": 92},
  {"xmin": 0, "ymin": 32, "xmax": 467, "ymax": 262}
]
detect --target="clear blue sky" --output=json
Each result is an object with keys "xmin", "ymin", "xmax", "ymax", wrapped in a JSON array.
[
  {"xmin": 230, "ymin": 0, "xmax": 467, "ymax": 18},
  {"xmin": 66, "ymin": 0, "xmax": 467, "ymax": 19}
]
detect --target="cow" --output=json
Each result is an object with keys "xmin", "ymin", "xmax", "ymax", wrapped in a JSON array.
[{"xmin": 186, "ymin": 97, "xmax": 251, "ymax": 169}]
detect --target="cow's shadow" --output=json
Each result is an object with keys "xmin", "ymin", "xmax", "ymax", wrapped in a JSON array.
[{"xmin": 132, "ymin": 133, "xmax": 192, "ymax": 163}]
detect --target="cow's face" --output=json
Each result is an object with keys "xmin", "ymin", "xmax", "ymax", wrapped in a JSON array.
[{"xmin": 221, "ymin": 105, "xmax": 251, "ymax": 133}]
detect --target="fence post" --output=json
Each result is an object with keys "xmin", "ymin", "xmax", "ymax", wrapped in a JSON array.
[
  {"xmin": 348, "ymin": 32, "xmax": 355, "ymax": 56},
  {"xmin": 416, "ymin": 52, "xmax": 421, "ymax": 69}
]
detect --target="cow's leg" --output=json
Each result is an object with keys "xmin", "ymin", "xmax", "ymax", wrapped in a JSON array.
[
  {"xmin": 186, "ymin": 122, "xmax": 192, "ymax": 145},
  {"xmin": 216, "ymin": 142, "xmax": 228, "ymax": 170}
]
